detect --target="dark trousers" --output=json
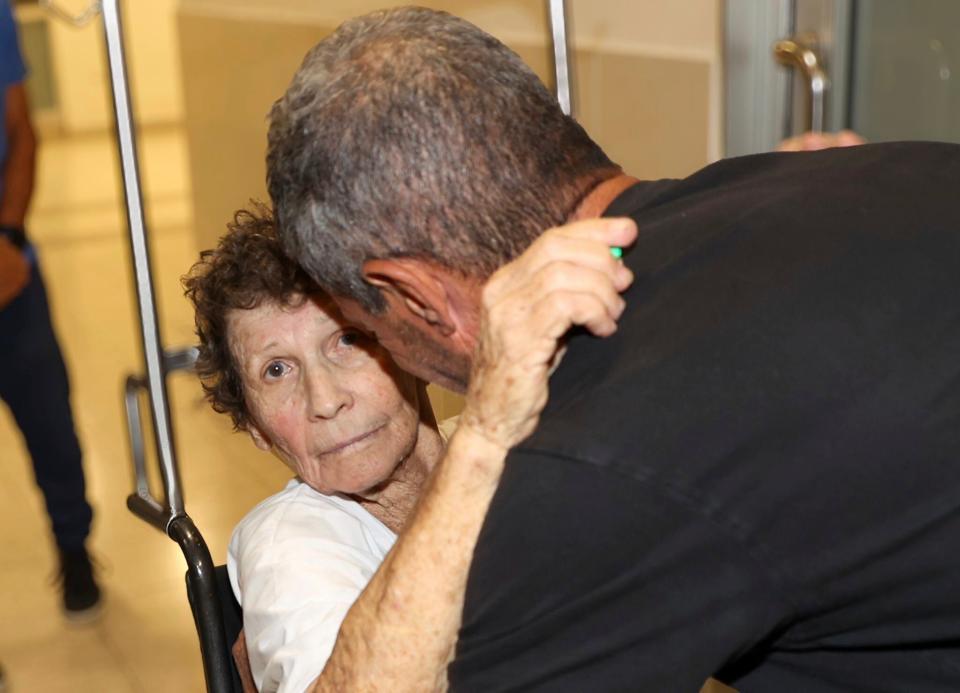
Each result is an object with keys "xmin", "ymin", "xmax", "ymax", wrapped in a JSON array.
[{"xmin": 0, "ymin": 254, "xmax": 92, "ymax": 551}]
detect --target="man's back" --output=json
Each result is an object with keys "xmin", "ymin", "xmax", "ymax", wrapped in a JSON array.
[{"xmin": 450, "ymin": 142, "xmax": 960, "ymax": 691}]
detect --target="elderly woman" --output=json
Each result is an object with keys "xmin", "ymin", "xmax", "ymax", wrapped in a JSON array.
[
  {"xmin": 185, "ymin": 207, "xmax": 451, "ymax": 689},
  {"xmin": 184, "ymin": 207, "xmax": 633, "ymax": 691}
]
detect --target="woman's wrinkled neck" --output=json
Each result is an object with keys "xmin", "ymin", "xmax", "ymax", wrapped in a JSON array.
[{"xmin": 353, "ymin": 419, "xmax": 444, "ymax": 533}]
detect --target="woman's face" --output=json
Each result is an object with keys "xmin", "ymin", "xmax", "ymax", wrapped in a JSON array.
[{"xmin": 228, "ymin": 294, "xmax": 424, "ymax": 495}]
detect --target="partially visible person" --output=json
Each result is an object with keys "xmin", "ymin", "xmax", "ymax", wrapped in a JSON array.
[
  {"xmin": 776, "ymin": 129, "xmax": 865, "ymax": 151},
  {"xmin": 0, "ymin": 0, "xmax": 100, "ymax": 619},
  {"xmin": 184, "ymin": 207, "xmax": 632, "ymax": 691}
]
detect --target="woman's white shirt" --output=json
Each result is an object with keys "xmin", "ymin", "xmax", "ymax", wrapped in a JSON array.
[{"xmin": 227, "ymin": 479, "xmax": 396, "ymax": 692}]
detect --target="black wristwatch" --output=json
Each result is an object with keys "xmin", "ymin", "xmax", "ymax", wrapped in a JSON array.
[{"xmin": 0, "ymin": 225, "xmax": 27, "ymax": 249}]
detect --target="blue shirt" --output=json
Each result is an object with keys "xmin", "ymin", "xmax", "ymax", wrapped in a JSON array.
[{"xmin": 1, "ymin": 0, "xmax": 28, "ymax": 180}]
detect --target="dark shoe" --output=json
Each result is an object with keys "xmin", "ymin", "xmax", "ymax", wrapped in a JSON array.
[
  {"xmin": 0, "ymin": 661, "xmax": 6, "ymax": 692},
  {"xmin": 58, "ymin": 547, "xmax": 102, "ymax": 622}
]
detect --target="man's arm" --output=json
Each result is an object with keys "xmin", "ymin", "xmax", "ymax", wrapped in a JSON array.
[
  {"xmin": 310, "ymin": 217, "xmax": 637, "ymax": 691},
  {"xmin": 317, "ymin": 426, "xmax": 512, "ymax": 691},
  {"xmin": 1, "ymin": 82, "xmax": 36, "ymax": 227}
]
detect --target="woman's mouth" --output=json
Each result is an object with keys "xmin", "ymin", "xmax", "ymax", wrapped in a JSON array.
[{"xmin": 319, "ymin": 424, "xmax": 385, "ymax": 456}]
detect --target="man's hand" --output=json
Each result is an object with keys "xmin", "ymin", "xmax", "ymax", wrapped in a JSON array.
[
  {"xmin": 0, "ymin": 83, "xmax": 37, "ymax": 229},
  {"xmin": 0, "ymin": 236, "xmax": 29, "ymax": 309},
  {"xmin": 460, "ymin": 217, "xmax": 638, "ymax": 454},
  {"xmin": 312, "ymin": 217, "xmax": 637, "ymax": 693}
]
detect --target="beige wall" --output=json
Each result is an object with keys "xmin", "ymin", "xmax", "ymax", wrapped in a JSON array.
[
  {"xmin": 177, "ymin": 1, "xmax": 722, "ymax": 418},
  {"xmin": 179, "ymin": 0, "xmax": 721, "ymax": 249},
  {"xmin": 28, "ymin": 1, "xmax": 720, "ymax": 180},
  {"xmin": 180, "ymin": 0, "xmax": 719, "ymax": 53},
  {"xmin": 44, "ymin": 0, "xmax": 183, "ymax": 132},
  {"xmin": 177, "ymin": 12, "xmax": 321, "ymax": 250}
]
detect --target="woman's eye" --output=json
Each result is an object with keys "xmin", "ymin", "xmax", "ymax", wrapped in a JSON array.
[
  {"xmin": 329, "ymin": 329, "xmax": 372, "ymax": 365},
  {"xmin": 264, "ymin": 362, "xmax": 287, "ymax": 380},
  {"xmin": 339, "ymin": 331, "xmax": 361, "ymax": 348}
]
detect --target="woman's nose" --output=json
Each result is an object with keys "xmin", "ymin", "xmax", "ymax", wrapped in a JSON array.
[{"xmin": 305, "ymin": 368, "xmax": 353, "ymax": 419}]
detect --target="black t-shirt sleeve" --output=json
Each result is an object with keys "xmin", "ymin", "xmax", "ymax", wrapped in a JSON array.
[{"xmin": 449, "ymin": 452, "xmax": 793, "ymax": 692}]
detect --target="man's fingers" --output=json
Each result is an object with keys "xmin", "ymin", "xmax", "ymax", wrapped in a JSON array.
[
  {"xmin": 512, "ymin": 217, "xmax": 636, "ymax": 274},
  {"xmin": 488, "ymin": 244, "xmax": 633, "ymax": 304},
  {"xmin": 529, "ymin": 290, "xmax": 620, "ymax": 339},
  {"xmin": 493, "ymin": 284, "xmax": 623, "ymax": 349},
  {"xmin": 531, "ymin": 262, "xmax": 626, "ymax": 320},
  {"xmin": 487, "ymin": 262, "xmax": 625, "ymax": 331},
  {"xmin": 539, "ymin": 217, "xmax": 638, "ymax": 247},
  {"xmin": 529, "ymin": 239, "xmax": 633, "ymax": 289}
]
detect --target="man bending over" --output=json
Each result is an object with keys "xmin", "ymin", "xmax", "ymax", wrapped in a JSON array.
[{"xmin": 267, "ymin": 7, "xmax": 960, "ymax": 691}]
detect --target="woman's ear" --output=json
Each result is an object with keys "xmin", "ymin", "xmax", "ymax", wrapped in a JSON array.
[{"xmin": 246, "ymin": 422, "xmax": 272, "ymax": 451}]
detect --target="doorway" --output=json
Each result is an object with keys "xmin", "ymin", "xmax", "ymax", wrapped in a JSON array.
[{"xmin": 725, "ymin": 0, "xmax": 960, "ymax": 156}]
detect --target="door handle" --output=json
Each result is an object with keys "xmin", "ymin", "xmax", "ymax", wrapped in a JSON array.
[{"xmin": 774, "ymin": 34, "xmax": 827, "ymax": 133}]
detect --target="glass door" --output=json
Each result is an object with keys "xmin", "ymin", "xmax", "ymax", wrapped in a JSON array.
[
  {"xmin": 848, "ymin": 1, "xmax": 960, "ymax": 143},
  {"xmin": 724, "ymin": 0, "xmax": 960, "ymax": 156}
]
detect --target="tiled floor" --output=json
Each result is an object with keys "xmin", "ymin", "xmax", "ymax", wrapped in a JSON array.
[{"xmin": 0, "ymin": 126, "xmax": 290, "ymax": 691}]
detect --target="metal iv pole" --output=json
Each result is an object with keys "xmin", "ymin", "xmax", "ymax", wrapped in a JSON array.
[
  {"xmin": 97, "ymin": 1, "xmax": 231, "ymax": 690},
  {"xmin": 547, "ymin": 0, "xmax": 575, "ymax": 117}
]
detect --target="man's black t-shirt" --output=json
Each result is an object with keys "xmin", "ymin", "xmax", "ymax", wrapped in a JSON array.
[{"xmin": 448, "ymin": 142, "xmax": 960, "ymax": 692}]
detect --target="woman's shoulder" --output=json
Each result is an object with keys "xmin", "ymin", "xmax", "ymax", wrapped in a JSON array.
[
  {"xmin": 234, "ymin": 480, "xmax": 367, "ymax": 543},
  {"xmin": 230, "ymin": 479, "xmax": 394, "ymax": 564},
  {"xmin": 227, "ymin": 480, "xmax": 394, "ymax": 688}
]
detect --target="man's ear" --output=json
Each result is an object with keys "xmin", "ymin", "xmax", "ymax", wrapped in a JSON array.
[
  {"xmin": 362, "ymin": 258, "xmax": 456, "ymax": 335},
  {"xmin": 246, "ymin": 423, "xmax": 272, "ymax": 452}
]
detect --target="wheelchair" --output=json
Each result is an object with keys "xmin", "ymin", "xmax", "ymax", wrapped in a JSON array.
[{"xmin": 101, "ymin": 0, "xmax": 574, "ymax": 688}]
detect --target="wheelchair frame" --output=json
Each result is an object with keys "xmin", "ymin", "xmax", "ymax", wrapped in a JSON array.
[{"xmin": 102, "ymin": 1, "xmax": 574, "ymax": 690}]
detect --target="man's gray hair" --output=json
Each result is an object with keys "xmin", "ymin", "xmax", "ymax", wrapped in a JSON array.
[{"xmin": 267, "ymin": 6, "xmax": 616, "ymax": 311}]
